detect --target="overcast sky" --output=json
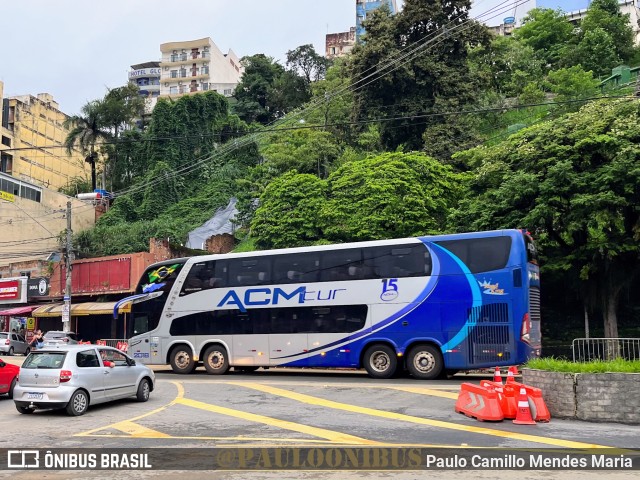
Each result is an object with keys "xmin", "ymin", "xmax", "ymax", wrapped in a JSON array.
[{"xmin": 1, "ymin": 0, "xmax": 533, "ymax": 116}]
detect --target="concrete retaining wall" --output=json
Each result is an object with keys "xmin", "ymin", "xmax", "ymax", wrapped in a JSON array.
[{"xmin": 522, "ymin": 369, "xmax": 640, "ymax": 424}]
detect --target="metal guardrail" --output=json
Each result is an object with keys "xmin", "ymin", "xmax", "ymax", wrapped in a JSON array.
[{"xmin": 572, "ymin": 338, "xmax": 640, "ymax": 362}]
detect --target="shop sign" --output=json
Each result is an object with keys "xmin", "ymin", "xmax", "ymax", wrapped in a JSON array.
[{"xmin": 28, "ymin": 277, "xmax": 50, "ymax": 297}]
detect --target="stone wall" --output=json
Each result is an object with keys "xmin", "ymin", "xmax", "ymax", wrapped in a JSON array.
[{"xmin": 523, "ymin": 369, "xmax": 640, "ymax": 424}]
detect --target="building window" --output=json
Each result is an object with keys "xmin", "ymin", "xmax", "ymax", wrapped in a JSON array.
[
  {"xmin": 202, "ymin": 83, "xmax": 209, "ymax": 91},
  {"xmin": 169, "ymin": 86, "xmax": 178, "ymax": 94},
  {"xmin": 223, "ymin": 89, "xmax": 232, "ymax": 96},
  {"xmin": 1, "ymin": 136, "xmax": 10, "ymax": 147},
  {"xmin": 170, "ymin": 70, "xmax": 178, "ymax": 78}
]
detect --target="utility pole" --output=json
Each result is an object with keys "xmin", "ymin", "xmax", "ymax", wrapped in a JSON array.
[{"xmin": 63, "ymin": 201, "xmax": 72, "ymax": 333}]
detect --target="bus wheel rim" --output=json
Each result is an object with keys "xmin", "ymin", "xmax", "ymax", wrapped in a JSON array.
[
  {"xmin": 175, "ymin": 352, "xmax": 191, "ymax": 369},
  {"xmin": 209, "ymin": 352, "xmax": 225, "ymax": 369},
  {"xmin": 413, "ymin": 351, "xmax": 435, "ymax": 373},
  {"xmin": 371, "ymin": 352, "xmax": 390, "ymax": 372}
]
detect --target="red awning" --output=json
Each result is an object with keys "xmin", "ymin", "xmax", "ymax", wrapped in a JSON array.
[{"xmin": 0, "ymin": 306, "xmax": 37, "ymax": 316}]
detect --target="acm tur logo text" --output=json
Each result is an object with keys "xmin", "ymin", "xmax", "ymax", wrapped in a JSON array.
[{"xmin": 8, "ymin": 450, "xmax": 39, "ymax": 468}]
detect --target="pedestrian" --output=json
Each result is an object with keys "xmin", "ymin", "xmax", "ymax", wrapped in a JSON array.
[{"xmin": 30, "ymin": 329, "xmax": 44, "ymax": 349}]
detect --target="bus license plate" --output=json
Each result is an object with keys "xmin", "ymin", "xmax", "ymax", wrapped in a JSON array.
[{"xmin": 27, "ymin": 393, "xmax": 43, "ymax": 400}]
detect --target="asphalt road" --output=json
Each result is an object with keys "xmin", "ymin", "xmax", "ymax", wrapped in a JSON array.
[{"xmin": 1, "ymin": 357, "xmax": 638, "ymax": 479}]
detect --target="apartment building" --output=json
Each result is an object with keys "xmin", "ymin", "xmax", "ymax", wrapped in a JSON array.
[
  {"xmin": 0, "ymin": 81, "xmax": 89, "ymax": 191},
  {"xmin": 159, "ymin": 37, "xmax": 243, "ymax": 99},
  {"xmin": 326, "ymin": 27, "xmax": 356, "ymax": 59}
]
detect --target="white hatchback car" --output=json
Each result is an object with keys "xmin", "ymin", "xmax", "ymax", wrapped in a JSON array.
[{"xmin": 13, "ymin": 344, "xmax": 155, "ymax": 416}]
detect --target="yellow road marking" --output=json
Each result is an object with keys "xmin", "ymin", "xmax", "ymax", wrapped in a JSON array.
[
  {"xmin": 75, "ymin": 380, "xmax": 185, "ymax": 437},
  {"xmin": 389, "ymin": 386, "xmax": 459, "ymax": 400},
  {"xmin": 234, "ymin": 383, "xmax": 611, "ymax": 449},
  {"xmin": 78, "ymin": 434, "xmax": 337, "ymax": 444},
  {"xmin": 110, "ymin": 420, "xmax": 171, "ymax": 438},
  {"xmin": 175, "ymin": 396, "xmax": 382, "ymax": 446}
]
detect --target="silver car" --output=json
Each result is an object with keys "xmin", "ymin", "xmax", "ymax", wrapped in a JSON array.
[
  {"xmin": 0, "ymin": 332, "xmax": 29, "ymax": 356},
  {"xmin": 13, "ymin": 345, "xmax": 155, "ymax": 416},
  {"xmin": 43, "ymin": 331, "xmax": 79, "ymax": 345}
]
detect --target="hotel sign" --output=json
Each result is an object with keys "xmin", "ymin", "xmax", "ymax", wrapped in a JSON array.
[{"xmin": 129, "ymin": 68, "xmax": 161, "ymax": 78}]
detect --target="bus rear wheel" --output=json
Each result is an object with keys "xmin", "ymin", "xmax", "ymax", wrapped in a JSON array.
[
  {"xmin": 203, "ymin": 345, "xmax": 230, "ymax": 375},
  {"xmin": 406, "ymin": 344, "xmax": 443, "ymax": 380},
  {"xmin": 169, "ymin": 345, "xmax": 196, "ymax": 374},
  {"xmin": 363, "ymin": 344, "xmax": 397, "ymax": 379}
]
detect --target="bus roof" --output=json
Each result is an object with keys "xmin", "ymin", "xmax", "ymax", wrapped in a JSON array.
[{"xmin": 144, "ymin": 229, "xmax": 522, "ymax": 269}]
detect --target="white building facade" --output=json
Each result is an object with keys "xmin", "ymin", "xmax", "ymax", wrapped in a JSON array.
[{"xmin": 159, "ymin": 37, "xmax": 243, "ymax": 100}]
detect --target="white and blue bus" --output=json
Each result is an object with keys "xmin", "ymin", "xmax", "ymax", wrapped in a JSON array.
[{"xmin": 123, "ymin": 229, "xmax": 541, "ymax": 379}]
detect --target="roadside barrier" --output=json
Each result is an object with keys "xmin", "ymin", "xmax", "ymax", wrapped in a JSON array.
[
  {"xmin": 454, "ymin": 382, "xmax": 504, "ymax": 421},
  {"xmin": 455, "ymin": 365, "xmax": 551, "ymax": 424}
]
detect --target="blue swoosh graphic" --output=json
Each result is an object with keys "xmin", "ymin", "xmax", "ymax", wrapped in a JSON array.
[{"xmin": 429, "ymin": 243, "xmax": 483, "ymax": 353}]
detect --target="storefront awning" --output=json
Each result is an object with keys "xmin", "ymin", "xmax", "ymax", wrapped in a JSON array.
[
  {"xmin": 0, "ymin": 306, "xmax": 37, "ymax": 316},
  {"xmin": 32, "ymin": 302, "xmax": 132, "ymax": 318}
]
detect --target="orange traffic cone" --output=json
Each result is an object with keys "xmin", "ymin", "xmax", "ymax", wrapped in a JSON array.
[
  {"xmin": 513, "ymin": 387, "xmax": 536, "ymax": 425},
  {"xmin": 493, "ymin": 366, "xmax": 503, "ymax": 385},
  {"xmin": 506, "ymin": 366, "xmax": 516, "ymax": 384}
]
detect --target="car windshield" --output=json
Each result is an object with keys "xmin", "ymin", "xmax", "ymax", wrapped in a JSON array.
[{"xmin": 22, "ymin": 352, "xmax": 67, "ymax": 369}]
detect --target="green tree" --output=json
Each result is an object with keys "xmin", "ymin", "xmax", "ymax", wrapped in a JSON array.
[
  {"xmin": 564, "ymin": 28, "xmax": 621, "ymax": 77},
  {"xmin": 579, "ymin": 0, "xmax": 635, "ymax": 63},
  {"xmin": 545, "ymin": 66, "xmax": 600, "ymax": 105},
  {"xmin": 286, "ymin": 44, "xmax": 328, "ymax": 84},
  {"xmin": 260, "ymin": 129, "xmax": 342, "ymax": 178},
  {"xmin": 451, "ymin": 99, "xmax": 640, "ymax": 339},
  {"xmin": 233, "ymin": 54, "xmax": 310, "ymax": 125},
  {"xmin": 514, "ymin": 8, "xmax": 574, "ymax": 67},
  {"xmin": 349, "ymin": 0, "xmax": 490, "ymax": 156},
  {"xmin": 321, "ymin": 152, "xmax": 464, "ymax": 242},
  {"xmin": 63, "ymin": 100, "xmax": 112, "ymax": 191},
  {"xmin": 468, "ymin": 36, "xmax": 544, "ymax": 97},
  {"xmin": 251, "ymin": 171, "xmax": 327, "ymax": 249}
]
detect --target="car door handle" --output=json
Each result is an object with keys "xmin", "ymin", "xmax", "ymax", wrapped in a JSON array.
[
  {"xmin": 272, "ymin": 349, "xmax": 282, "ymax": 352},
  {"xmin": 103, "ymin": 371, "xmax": 110, "ymax": 374}
]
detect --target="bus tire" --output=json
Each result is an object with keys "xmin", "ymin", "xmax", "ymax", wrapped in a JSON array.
[
  {"xmin": 406, "ymin": 344, "xmax": 443, "ymax": 380},
  {"xmin": 203, "ymin": 345, "xmax": 230, "ymax": 375},
  {"xmin": 169, "ymin": 345, "xmax": 196, "ymax": 374},
  {"xmin": 363, "ymin": 344, "xmax": 397, "ymax": 379}
]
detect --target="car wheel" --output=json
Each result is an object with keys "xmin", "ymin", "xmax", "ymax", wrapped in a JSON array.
[
  {"xmin": 16, "ymin": 405, "xmax": 34, "ymax": 415},
  {"xmin": 7, "ymin": 347, "xmax": 13, "ymax": 356},
  {"xmin": 406, "ymin": 344, "xmax": 443, "ymax": 380},
  {"xmin": 7, "ymin": 378, "xmax": 16, "ymax": 399},
  {"xmin": 136, "ymin": 378, "xmax": 151, "ymax": 402},
  {"xmin": 203, "ymin": 345, "xmax": 230, "ymax": 375},
  {"xmin": 362, "ymin": 344, "xmax": 398, "ymax": 379},
  {"xmin": 66, "ymin": 390, "xmax": 89, "ymax": 416},
  {"xmin": 169, "ymin": 345, "xmax": 196, "ymax": 374}
]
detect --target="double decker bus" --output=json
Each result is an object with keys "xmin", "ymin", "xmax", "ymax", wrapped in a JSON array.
[{"xmin": 123, "ymin": 229, "xmax": 541, "ymax": 379}]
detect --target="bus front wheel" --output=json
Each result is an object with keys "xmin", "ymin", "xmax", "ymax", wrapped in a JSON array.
[
  {"xmin": 406, "ymin": 344, "xmax": 443, "ymax": 380},
  {"xmin": 169, "ymin": 345, "xmax": 196, "ymax": 374},
  {"xmin": 203, "ymin": 345, "xmax": 230, "ymax": 375},
  {"xmin": 363, "ymin": 344, "xmax": 397, "ymax": 379}
]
